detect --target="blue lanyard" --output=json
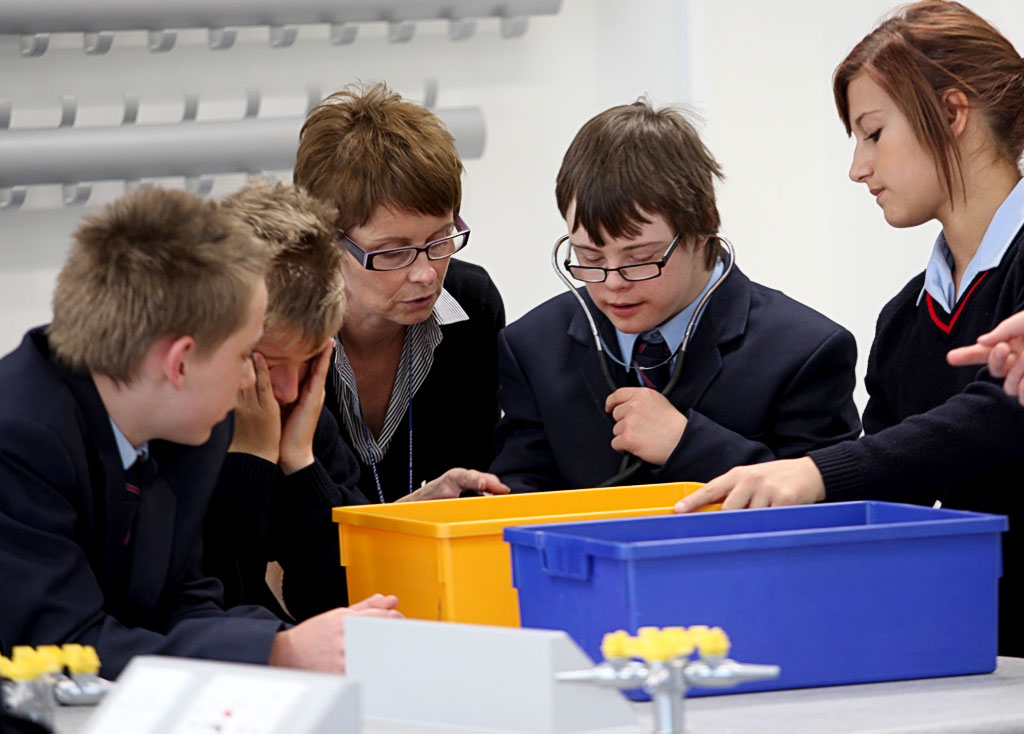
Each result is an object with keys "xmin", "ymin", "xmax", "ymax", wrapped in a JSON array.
[{"xmin": 360, "ymin": 342, "xmax": 414, "ymax": 503}]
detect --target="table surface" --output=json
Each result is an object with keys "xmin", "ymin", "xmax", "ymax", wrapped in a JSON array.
[
  {"xmin": 678, "ymin": 656, "xmax": 1024, "ymax": 734},
  {"xmin": 54, "ymin": 657, "xmax": 1024, "ymax": 734}
]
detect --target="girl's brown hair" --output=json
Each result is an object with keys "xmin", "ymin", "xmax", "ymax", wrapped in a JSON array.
[{"xmin": 834, "ymin": 0, "xmax": 1024, "ymax": 199}]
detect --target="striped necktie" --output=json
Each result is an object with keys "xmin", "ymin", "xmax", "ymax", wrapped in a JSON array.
[
  {"xmin": 110, "ymin": 454, "xmax": 154, "ymax": 583},
  {"xmin": 633, "ymin": 330, "xmax": 672, "ymax": 391}
]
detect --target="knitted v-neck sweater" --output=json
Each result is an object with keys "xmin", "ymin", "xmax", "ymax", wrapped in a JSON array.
[{"xmin": 809, "ymin": 224, "xmax": 1024, "ymax": 656}]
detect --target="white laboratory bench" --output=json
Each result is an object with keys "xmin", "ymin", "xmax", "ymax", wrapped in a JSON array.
[{"xmin": 53, "ymin": 656, "xmax": 1024, "ymax": 734}]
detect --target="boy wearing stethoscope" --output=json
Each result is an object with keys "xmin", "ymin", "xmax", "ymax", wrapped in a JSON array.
[{"xmin": 490, "ymin": 99, "xmax": 861, "ymax": 492}]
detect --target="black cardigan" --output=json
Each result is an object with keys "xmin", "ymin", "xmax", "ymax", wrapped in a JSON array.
[
  {"xmin": 203, "ymin": 408, "xmax": 368, "ymax": 620},
  {"xmin": 810, "ymin": 225, "xmax": 1024, "ymax": 657},
  {"xmin": 326, "ymin": 258, "xmax": 506, "ymax": 504}
]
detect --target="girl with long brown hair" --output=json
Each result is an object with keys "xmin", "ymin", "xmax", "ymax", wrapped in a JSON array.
[{"xmin": 679, "ymin": 0, "xmax": 1024, "ymax": 656}]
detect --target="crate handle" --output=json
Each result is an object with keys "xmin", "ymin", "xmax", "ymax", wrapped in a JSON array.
[{"xmin": 539, "ymin": 539, "xmax": 593, "ymax": 581}]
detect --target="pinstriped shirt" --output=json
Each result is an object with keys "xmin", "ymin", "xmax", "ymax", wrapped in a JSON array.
[{"xmin": 330, "ymin": 289, "xmax": 469, "ymax": 465}]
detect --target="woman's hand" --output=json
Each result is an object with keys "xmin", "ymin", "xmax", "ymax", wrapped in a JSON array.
[{"xmin": 396, "ymin": 468, "xmax": 511, "ymax": 502}]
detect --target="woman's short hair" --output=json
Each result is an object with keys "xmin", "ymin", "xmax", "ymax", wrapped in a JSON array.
[
  {"xmin": 294, "ymin": 82, "xmax": 462, "ymax": 232},
  {"xmin": 222, "ymin": 180, "xmax": 346, "ymax": 350},
  {"xmin": 555, "ymin": 99, "xmax": 724, "ymax": 268},
  {"xmin": 49, "ymin": 188, "xmax": 268, "ymax": 383},
  {"xmin": 834, "ymin": 0, "xmax": 1024, "ymax": 198}
]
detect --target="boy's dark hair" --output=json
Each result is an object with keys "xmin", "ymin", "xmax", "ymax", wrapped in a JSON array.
[
  {"xmin": 556, "ymin": 98, "xmax": 724, "ymax": 267},
  {"xmin": 49, "ymin": 188, "xmax": 268, "ymax": 382}
]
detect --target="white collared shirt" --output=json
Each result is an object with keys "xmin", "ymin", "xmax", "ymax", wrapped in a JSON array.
[{"xmin": 917, "ymin": 177, "xmax": 1024, "ymax": 312}]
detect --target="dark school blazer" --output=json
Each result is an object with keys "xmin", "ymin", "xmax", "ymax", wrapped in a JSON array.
[
  {"xmin": 491, "ymin": 267, "xmax": 861, "ymax": 490},
  {"xmin": 0, "ymin": 328, "xmax": 282, "ymax": 678}
]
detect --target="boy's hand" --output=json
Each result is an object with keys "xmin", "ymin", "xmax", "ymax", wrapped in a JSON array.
[
  {"xmin": 605, "ymin": 387, "xmax": 687, "ymax": 465},
  {"xmin": 279, "ymin": 339, "xmax": 333, "ymax": 475},
  {"xmin": 268, "ymin": 594, "xmax": 402, "ymax": 673},
  {"xmin": 396, "ymin": 468, "xmax": 511, "ymax": 502},
  {"xmin": 229, "ymin": 352, "xmax": 281, "ymax": 464}
]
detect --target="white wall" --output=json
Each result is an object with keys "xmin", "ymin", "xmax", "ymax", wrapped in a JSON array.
[{"xmin": 1, "ymin": 0, "xmax": 1022, "ymax": 412}]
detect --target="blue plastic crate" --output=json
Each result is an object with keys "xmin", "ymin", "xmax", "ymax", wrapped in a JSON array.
[{"xmin": 505, "ymin": 501, "xmax": 1006, "ymax": 698}]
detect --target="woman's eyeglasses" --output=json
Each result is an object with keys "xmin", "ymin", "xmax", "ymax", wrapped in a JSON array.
[{"xmin": 341, "ymin": 214, "xmax": 470, "ymax": 271}]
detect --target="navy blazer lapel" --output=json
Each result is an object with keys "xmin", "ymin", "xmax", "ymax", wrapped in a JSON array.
[
  {"xmin": 45, "ymin": 337, "xmax": 134, "ymax": 589},
  {"xmin": 45, "ymin": 338, "xmax": 119, "ymax": 477},
  {"xmin": 667, "ymin": 267, "xmax": 752, "ymax": 409},
  {"xmin": 125, "ymin": 465, "xmax": 176, "ymax": 615},
  {"xmin": 42, "ymin": 332, "xmax": 177, "ymax": 615},
  {"xmin": 565, "ymin": 272, "xmax": 752, "ymax": 413},
  {"xmin": 567, "ymin": 289, "xmax": 631, "ymax": 411}
]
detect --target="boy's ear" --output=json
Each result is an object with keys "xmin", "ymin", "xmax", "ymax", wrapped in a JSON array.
[
  {"xmin": 162, "ymin": 335, "xmax": 196, "ymax": 390},
  {"xmin": 693, "ymin": 235, "xmax": 709, "ymax": 251},
  {"xmin": 941, "ymin": 88, "xmax": 970, "ymax": 139}
]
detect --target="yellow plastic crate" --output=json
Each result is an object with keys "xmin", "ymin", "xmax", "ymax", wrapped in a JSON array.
[{"xmin": 332, "ymin": 482, "xmax": 714, "ymax": 627}]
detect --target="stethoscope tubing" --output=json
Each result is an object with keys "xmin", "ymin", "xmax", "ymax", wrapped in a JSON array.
[{"xmin": 550, "ymin": 234, "xmax": 736, "ymax": 486}]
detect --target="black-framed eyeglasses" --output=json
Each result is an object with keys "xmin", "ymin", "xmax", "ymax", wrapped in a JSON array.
[
  {"xmin": 563, "ymin": 233, "xmax": 681, "ymax": 283},
  {"xmin": 341, "ymin": 214, "xmax": 470, "ymax": 271}
]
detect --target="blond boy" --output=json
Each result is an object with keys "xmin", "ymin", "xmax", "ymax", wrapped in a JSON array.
[
  {"xmin": 0, "ymin": 188, "xmax": 398, "ymax": 678},
  {"xmin": 208, "ymin": 180, "xmax": 505, "ymax": 618}
]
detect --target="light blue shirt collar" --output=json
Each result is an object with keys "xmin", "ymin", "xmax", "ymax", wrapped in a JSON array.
[
  {"xmin": 615, "ymin": 257, "xmax": 726, "ymax": 372},
  {"xmin": 109, "ymin": 419, "xmax": 148, "ymax": 471},
  {"xmin": 917, "ymin": 177, "xmax": 1024, "ymax": 311}
]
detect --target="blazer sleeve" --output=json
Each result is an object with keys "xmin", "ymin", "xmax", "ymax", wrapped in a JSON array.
[
  {"xmin": 653, "ymin": 326, "xmax": 862, "ymax": 481},
  {"xmin": 273, "ymin": 409, "xmax": 368, "ymax": 621},
  {"xmin": 490, "ymin": 327, "xmax": 566, "ymax": 492},
  {"xmin": 0, "ymin": 418, "xmax": 282, "ymax": 679}
]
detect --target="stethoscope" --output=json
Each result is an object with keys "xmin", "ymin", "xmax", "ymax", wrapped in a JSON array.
[{"xmin": 551, "ymin": 233, "xmax": 736, "ymax": 486}]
